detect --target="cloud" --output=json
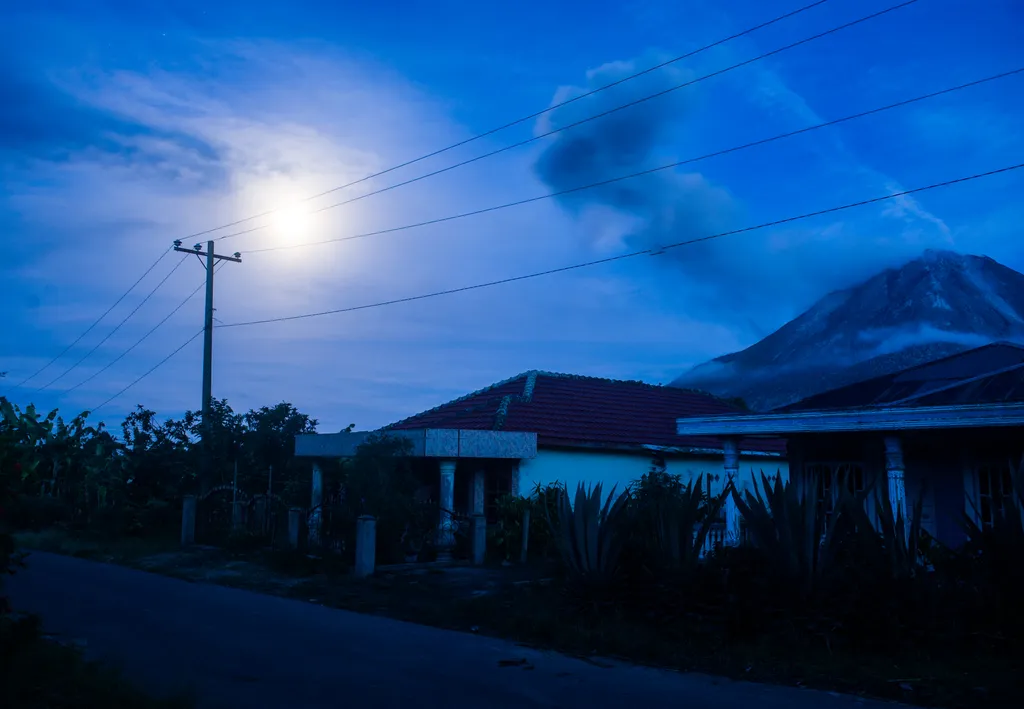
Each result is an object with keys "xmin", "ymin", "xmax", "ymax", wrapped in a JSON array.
[
  {"xmin": 0, "ymin": 52, "xmax": 226, "ymax": 192},
  {"xmin": 533, "ymin": 53, "xmax": 967, "ymax": 327},
  {"xmin": 5, "ymin": 35, "xmax": 748, "ymax": 431},
  {"xmin": 533, "ymin": 57, "xmax": 748, "ymax": 299}
]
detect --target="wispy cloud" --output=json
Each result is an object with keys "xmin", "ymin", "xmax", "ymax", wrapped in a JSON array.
[
  {"xmin": 5, "ymin": 0, "xmax": 1022, "ymax": 431},
  {"xmin": 4, "ymin": 37, "xmax": 742, "ymax": 429}
]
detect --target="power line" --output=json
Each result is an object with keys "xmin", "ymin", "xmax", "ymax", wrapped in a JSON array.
[
  {"xmin": 182, "ymin": 0, "xmax": 834, "ymax": 242},
  {"xmin": 215, "ymin": 0, "xmax": 920, "ymax": 245},
  {"xmin": 217, "ymin": 162, "xmax": 1024, "ymax": 328},
  {"xmin": 78, "ymin": 260, "xmax": 228, "ymax": 407},
  {"xmin": 8, "ymin": 248, "xmax": 172, "ymax": 390},
  {"xmin": 63, "ymin": 270, "xmax": 217, "ymax": 397},
  {"xmin": 239, "ymin": 67, "xmax": 1021, "ymax": 256},
  {"xmin": 37, "ymin": 255, "xmax": 189, "ymax": 392},
  {"xmin": 91, "ymin": 328, "xmax": 204, "ymax": 414},
  {"xmin": 93, "ymin": 164, "xmax": 1023, "ymax": 411}
]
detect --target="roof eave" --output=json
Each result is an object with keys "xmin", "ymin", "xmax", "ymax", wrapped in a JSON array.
[
  {"xmin": 538, "ymin": 438, "xmax": 784, "ymax": 458},
  {"xmin": 676, "ymin": 402, "xmax": 1024, "ymax": 437}
]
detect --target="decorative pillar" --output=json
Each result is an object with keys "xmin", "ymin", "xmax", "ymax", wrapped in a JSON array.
[
  {"xmin": 722, "ymin": 439, "xmax": 741, "ymax": 546},
  {"xmin": 510, "ymin": 461, "xmax": 521, "ymax": 497},
  {"xmin": 308, "ymin": 461, "xmax": 323, "ymax": 548},
  {"xmin": 437, "ymin": 459, "xmax": 457, "ymax": 561},
  {"xmin": 884, "ymin": 436, "xmax": 908, "ymax": 528}
]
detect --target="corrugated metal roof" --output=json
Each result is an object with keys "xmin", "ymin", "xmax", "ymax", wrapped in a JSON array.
[{"xmin": 779, "ymin": 342, "xmax": 1024, "ymax": 412}]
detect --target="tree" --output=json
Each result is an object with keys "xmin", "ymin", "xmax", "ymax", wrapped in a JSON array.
[{"xmin": 240, "ymin": 402, "xmax": 318, "ymax": 502}]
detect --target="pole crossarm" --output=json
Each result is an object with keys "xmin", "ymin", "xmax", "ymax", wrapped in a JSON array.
[
  {"xmin": 172, "ymin": 238, "xmax": 241, "ymax": 494},
  {"xmin": 173, "ymin": 240, "xmax": 243, "ymax": 263}
]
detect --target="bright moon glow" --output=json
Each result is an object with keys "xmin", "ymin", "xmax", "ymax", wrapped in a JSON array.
[{"xmin": 272, "ymin": 205, "xmax": 311, "ymax": 240}]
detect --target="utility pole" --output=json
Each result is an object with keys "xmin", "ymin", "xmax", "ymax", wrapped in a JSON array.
[{"xmin": 173, "ymin": 239, "xmax": 242, "ymax": 494}]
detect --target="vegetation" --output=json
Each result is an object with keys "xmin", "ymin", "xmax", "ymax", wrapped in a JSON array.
[
  {"xmin": 488, "ymin": 481, "xmax": 561, "ymax": 562},
  {"xmin": 1, "ymin": 395, "xmax": 319, "ymax": 543},
  {"xmin": 548, "ymin": 482, "xmax": 630, "ymax": 586},
  {"xmin": 4, "ymin": 387, "xmax": 1022, "ymax": 707},
  {"xmin": 0, "ymin": 398, "xmax": 192, "ymax": 708}
]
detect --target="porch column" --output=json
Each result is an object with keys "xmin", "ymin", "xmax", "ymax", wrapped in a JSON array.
[
  {"xmin": 308, "ymin": 461, "xmax": 323, "ymax": 548},
  {"xmin": 723, "ymin": 438, "xmax": 741, "ymax": 546},
  {"xmin": 468, "ymin": 469, "xmax": 486, "ymax": 516},
  {"xmin": 437, "ymin": 459, "xmax": 457, "ymax": 561},
  {"xmin": 883, "ymin": 436, "xmax": 908, "ymax": 527}
]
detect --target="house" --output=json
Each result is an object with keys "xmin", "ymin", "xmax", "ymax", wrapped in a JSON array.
[
  {"xmin": 675, "ymin": 341, "xmax": 1024, "ymax": 548},
  {"xmin": 295, "ymin": 371, "xmax": 787, "ymax": 554}
]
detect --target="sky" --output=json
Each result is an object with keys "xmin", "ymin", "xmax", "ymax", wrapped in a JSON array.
[{"xmin": 1, "ymin": 0, "xmax": 1023, "ymax": 433}]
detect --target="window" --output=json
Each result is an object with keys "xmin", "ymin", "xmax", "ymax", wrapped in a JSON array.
[
  {"xmin": 807, "ymin": 462, "xmax": 865, "ymax": 524},
  {"xmin": 976, "ymin": 461, "xmax": 1016, "ymax": 529}
]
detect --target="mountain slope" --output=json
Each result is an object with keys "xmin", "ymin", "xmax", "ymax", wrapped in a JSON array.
[{"xmin": 671, "ymin": 250, "xmax": 1024, "ymax": 411}]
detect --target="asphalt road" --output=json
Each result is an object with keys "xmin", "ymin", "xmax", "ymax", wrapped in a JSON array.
[{"xmin": 8, "ymin": 552, "xmax": 898, "ymax": 709}]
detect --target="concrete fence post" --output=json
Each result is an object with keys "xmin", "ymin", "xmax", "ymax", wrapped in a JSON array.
[
  {"xmin": 354, "ymin": 515, "xmax": 376, "ymax": 578},
  {"xmin": 520, "ymin": 507, "xmax": 531, "ymax": 563},
  {"xmin": 309, "ymin": 462, "xmax": 323, "ymax": 548},
  {"xmin": 471, "ymin": 514, "xmax": 487, "ymax": 565},
  {"xmin": 254, "ymin": 497, "xmax": 267, "ymax": 534},
  {"xmin": 288, "ymin": 508, "xmax": 304, "ymax": 550},
  {"xmin": 181, "ymin": 495, "xmax": 197, "ymax": 547}
]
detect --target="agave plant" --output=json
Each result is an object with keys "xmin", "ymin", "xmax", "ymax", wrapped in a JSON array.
[
  {"xmin": 547, "ymin": 482, "xmax": 629, "ymax": 585},
  {"xmin": 843, "ymin": 484, "xmax": 927, "ymax": 581},
  {"xmin": 637, "ymin": 473, "xmax": 723, "ymax": 573},
  {"xmin": 732, "ymin": 470, "xmax": 870, "ymax": 595}
]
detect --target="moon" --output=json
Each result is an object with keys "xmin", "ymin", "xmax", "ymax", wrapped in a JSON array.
[{"xmin": 272, "ymin": 205, "xmax": 310, "ymax": 240}]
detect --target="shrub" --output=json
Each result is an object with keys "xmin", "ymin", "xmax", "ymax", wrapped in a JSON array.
[
  {"xmin": 224, "ymin": 529, "xmax": 270, "ymax": 552},
  {"xmin": 489, "ymin": 483, "xmax": 561, "ymax": 562},
  {"xmin": 339, "ymin": 433, "xmax": 422, "ymax": 565},
  {"xmin": 626, "ymin": 472, "xmax": 723, "ymax": 580},
  {"xmin": 6, "ymin": 495, "xmax": 72, "ymax": 532}
]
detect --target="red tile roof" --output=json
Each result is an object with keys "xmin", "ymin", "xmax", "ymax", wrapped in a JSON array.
[{"xmin": 386, "ymin": 371, "xmax": 785, "ymax": 456}]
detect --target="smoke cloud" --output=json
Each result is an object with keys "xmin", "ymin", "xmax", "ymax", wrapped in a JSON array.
[
  {"xmin": 534, "ymin": 58, "xmax": 738, "ymax": 275},
  {"xmin": 532, "ymin": 57, "xmax": 959, "ymax": 328}
]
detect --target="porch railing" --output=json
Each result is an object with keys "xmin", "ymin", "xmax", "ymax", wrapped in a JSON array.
[{"xmin": 697, "ymin": 522, "xmax": 749, "ymax": 559}]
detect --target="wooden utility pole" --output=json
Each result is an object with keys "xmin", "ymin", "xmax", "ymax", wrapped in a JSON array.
[{"xmin": 173, "ymin": 239, "xmax": 242, "ymax": 493}]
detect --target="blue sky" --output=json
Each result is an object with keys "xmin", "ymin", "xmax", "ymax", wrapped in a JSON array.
[{"xmin": 2, "ymin": 0, "xmax": 1023, "ymax": 432}]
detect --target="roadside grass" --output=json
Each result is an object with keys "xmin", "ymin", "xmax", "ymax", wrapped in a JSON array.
[
  {"xmin": 13, "ymin": 529, "xmax": 180, "ymax": 563},
  {"xmin": 282, "ymin": 572, "xmax": 1018, "ymax": 709},
  {"xmin": 15, "ymin": 530, "xmax": 1020, "ymax": 709},
  {"xmin": 1, "ymin": 611, "xmax": 195, "ymax": 709}
]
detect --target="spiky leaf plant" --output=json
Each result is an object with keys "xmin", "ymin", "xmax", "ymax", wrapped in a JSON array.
[
  {"xmin": 732, "ymin": 469, "xmax": 870, "ymax": 595},
  {"xmin": 548, "ymin": 482, "xmax": 630, "ymax": 585}
]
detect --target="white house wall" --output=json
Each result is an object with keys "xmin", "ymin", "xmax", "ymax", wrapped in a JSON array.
[{"xmin": 518, "ymin": 447, "xmax": 789, "ymax": 501}]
